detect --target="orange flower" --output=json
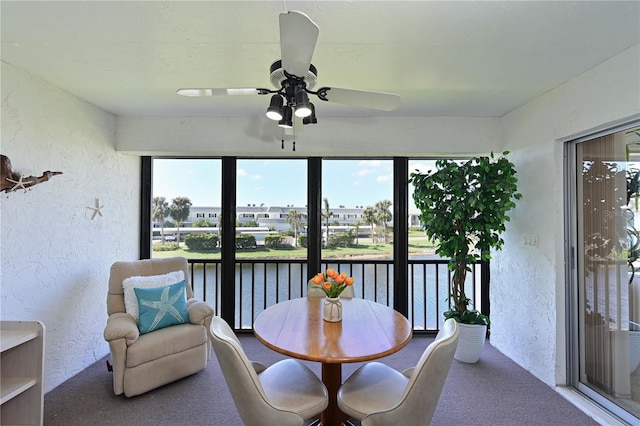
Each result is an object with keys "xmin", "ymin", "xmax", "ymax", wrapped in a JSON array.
[
  {"xmin": 313, "ymin": 269, "xmax": 355, "ymax": 297},
  {"xmin": 326, "ymin": 268, "xmax": 340, "ymax": 279}
]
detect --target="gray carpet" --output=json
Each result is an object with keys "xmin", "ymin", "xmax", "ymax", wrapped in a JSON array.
[{"xmin": 44, "ymin": 335, "xmax": 599, "ymax": 425}]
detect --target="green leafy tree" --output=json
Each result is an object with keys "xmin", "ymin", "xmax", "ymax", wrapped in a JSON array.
[
  {"xmin": 286, "ymin": 209, "xmax": 306, "ymax": 248},
  {"xmin": 169, "ymin": 197, "xmax": 192, "ymax": 244},
  {"xmin": 409, "ymin": 152, "xmax": 521, "ymax": 325},
  {"xmin": 152, "ymin": 196, "xmax": 169, "ymax": 243},
  {"xmin": 192, "ymin": 218, "xmax": 212, "ymax": 227}
]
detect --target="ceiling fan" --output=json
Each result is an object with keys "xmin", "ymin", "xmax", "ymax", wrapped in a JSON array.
[{"xmin": 177, "ymin": 10, "xmax": 401, "ymax": 130}]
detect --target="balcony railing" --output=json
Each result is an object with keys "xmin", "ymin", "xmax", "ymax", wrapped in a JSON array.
[{"xmin": 187, "ymin": 258, "xmax": 484, "ymax": 333}]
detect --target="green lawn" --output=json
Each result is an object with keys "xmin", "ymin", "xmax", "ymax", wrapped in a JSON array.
[{"xmin": 153, "ymin": 238, "xmax": 436, "ymax": 259}]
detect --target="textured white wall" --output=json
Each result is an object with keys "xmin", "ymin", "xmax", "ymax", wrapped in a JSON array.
[
  {"xmin": 0, "ymin": 62, "xmax": 140, "ymax": 392},
  {"xmin": 493, "ymin": 44, "xmax": 640, "ymax": 386},
  {"xmin": 116, "ymin": 116, "xmax": 502, "ymax": 157}
]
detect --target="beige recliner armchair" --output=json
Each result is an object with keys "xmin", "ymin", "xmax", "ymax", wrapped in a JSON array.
[{"xmin": 104, "ymin": 257, "xmax": 214, "ymax": 397}]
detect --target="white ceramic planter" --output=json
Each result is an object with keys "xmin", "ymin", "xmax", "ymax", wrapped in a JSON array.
[
  {"xmin": 454, "ymin": 323, "xmax": 487, "ymax": 363},
  {"xmin": 323, "ymin": 297, "xmax": 343, "ymax": 322}
]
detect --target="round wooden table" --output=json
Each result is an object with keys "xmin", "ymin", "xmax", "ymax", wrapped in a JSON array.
[{"xmin": 253, "ymin": 296, "xmax": 412, "ymax": 426}]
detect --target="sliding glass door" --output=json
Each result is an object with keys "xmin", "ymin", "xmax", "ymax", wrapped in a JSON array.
[{"xmin": 569, "ymin": 123, "xmax": 640, "ymax": 423}]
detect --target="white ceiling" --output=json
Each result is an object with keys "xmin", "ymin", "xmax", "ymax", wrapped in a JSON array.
[{"xmin": 2, "ymin": 1, "xmax": 639, "ymax": 120}]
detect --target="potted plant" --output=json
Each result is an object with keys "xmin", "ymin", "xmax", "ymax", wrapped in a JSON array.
[{"xmin": 409, "ymin": 151, "xmax": 521, "ymax": 363}]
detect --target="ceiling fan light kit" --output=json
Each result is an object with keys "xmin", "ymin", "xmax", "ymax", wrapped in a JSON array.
[
  {"xmin": 303, "ymin": 103, "xmax": 317, "ymax": 125},
  {"xmin": 177, "ymin": 10, "xmax": 401, "ymax": 138},
  {"xmin": 293, "ymin": 90, "xmax": 311, "ymax": 118},
  {"xmin": 278, "ymin": 106, "xmax": 293, "ymax": 128},
  {"xmin": 266, "ymin": 95, "xmax": 284, "ymax": 121}
]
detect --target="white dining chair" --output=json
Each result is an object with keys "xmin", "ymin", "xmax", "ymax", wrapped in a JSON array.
[
  {"xmin": 337, "ymin": 318, "xmax": 459, "ymax": 425},
  {"xmin": 210, "ymin": 316, "xmax": 328, "ymax": 426}
]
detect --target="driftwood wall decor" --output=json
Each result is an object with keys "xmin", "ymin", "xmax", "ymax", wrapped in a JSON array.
[{"xmin": 1, "ymin": 154, "xmax": 63, "ymax": 193}]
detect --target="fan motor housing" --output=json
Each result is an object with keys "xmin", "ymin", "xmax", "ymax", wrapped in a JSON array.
[{"xmin": 270, "ymin": 60, "xmax": 317, "ymax": 90}]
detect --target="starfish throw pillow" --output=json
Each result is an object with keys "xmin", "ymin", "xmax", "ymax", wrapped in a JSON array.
[{"xmin": 134, "ymin": 280, "xmax": 189, "ymax": 334}]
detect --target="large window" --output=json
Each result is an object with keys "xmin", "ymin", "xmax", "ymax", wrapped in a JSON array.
[
  {"xmin": 146, "ymin": 156, "xmax": 487, "ymax": 333},
  {"xmin": 152, "ymin": 158, "xmax": 221, "ymax": 253},
  {"xmin": 320, "ymin": 159, "xmax": 394, "ymax": 300},
  {"xmin": 321, "ymin": 159, "xmax": 393, "ymax": 254},
  {"xmin": 236, "ymin": 159, "xmax": 308, "ymax": 258}
]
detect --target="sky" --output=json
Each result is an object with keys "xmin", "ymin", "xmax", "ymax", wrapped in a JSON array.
[{"xmin": 153, "ymin": 158, "xmax": 436, "ymax": 209}]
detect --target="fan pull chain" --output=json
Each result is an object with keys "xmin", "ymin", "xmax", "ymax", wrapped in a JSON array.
[
  {"xmin": 293, "ymin": 141, "xmax": 296, "ymax": 152},
  {"xmin": 281, "ymin": 139, "xmax": 284, "ymax": 149}
]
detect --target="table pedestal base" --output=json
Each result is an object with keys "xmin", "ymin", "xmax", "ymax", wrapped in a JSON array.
[{"xmin": 321, "ymin": 363, "xmax": 345, "ymax": 426}]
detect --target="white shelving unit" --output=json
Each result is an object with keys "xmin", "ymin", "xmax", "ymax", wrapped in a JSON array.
[{"xmin": 1, "ymin": 321, "xmax": 45, "ymax": 426}]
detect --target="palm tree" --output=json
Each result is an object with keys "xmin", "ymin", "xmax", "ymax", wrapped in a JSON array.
[
  {"xmin": 362, "ymin": 207, "xmax": 377, "ymax": 243},
  {"xmin": 286, "ymin": 209, "xmax": 306, "ymax": 247},
  {"xmin": 322, "ymin": 198, "xmax": 333, "ymax": 246},
  {"xmin": 152, "ymin": 196, "xmax": 169, "ymax": 243},
  {"xmin": 375, "ymin": 200, "xmax": 393, "ymax": 244},
  {"xmin": 169, "ymin": 196, "xmax": 192, "ymax": 244},
  {"xmin": 352, "ymin": 221, "xmax": 362, "ymax": 246}
]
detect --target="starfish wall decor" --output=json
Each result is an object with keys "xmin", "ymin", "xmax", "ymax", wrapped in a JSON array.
[
  {"xmin": 1, "ymin": 154, "xmax": 63, "ymax": 194},
  {"xmin": 87, "ymin": 198, "xmax": 104, "ymax": 220}
]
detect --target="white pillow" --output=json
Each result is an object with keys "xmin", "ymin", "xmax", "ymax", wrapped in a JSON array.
[{"xmin": 122, "ymin": 270, "xmax": 185, "ymax": 323}]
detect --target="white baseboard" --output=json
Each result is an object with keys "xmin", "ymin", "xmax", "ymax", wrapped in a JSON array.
[{"xmin": 555, "ymin": 386, "xmax": 627, "ymax": 426}]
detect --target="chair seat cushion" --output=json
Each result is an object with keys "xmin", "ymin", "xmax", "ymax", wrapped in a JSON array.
[
  {"xmin": 337, "ymin": 361, "xmax": 408, "ymax": 420},
  {"xmin": 126, "ymin": 323, "xmax": 206, "ymax": 368},
  {"xmin": 259, "ymin": 358, "xmax": 328, "ymax": 419}
]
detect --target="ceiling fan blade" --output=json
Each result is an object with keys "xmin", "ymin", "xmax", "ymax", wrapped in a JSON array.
[
  {"xmin": 315, "ymin": 87, "xmax": 402, "ymax": 111},
  {"xmin": 279, "ymin": 11, "xmax": 319, "ymax": 78},
  {"xmin": 177, "ymin": 88, "xmax": 269, "ymax": 97}
]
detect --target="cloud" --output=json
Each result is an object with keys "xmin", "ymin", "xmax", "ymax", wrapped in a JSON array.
[
  {"xmin": 252, "ymin": 174, "xmax": 263, "ymax": 180},
  {"xmin": 237, "ymin": 168, "xmax": 247, "ymax": 176},
  {"xmin": 354, "ymin": 159, "xmax": 390, "ymax": 178},
  {"xmin": 376, "ymin": 174, "xmax": 393, "ymax": 183},
  {"xmin": 354, "ymin": 169, "xmax": 372, "ymax": 177}
]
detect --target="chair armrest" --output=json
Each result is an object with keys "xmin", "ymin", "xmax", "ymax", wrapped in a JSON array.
[
  {"xmin": 187, "ymin": 299, "xmax": 215, "ymax": 359},
  {"xmin": 187, "ymin": 299, "xmax": 215, "ymax": 325},
  {"xmin": 104, "ymin": 312, "xmax": 139, "ymax": 345}
]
